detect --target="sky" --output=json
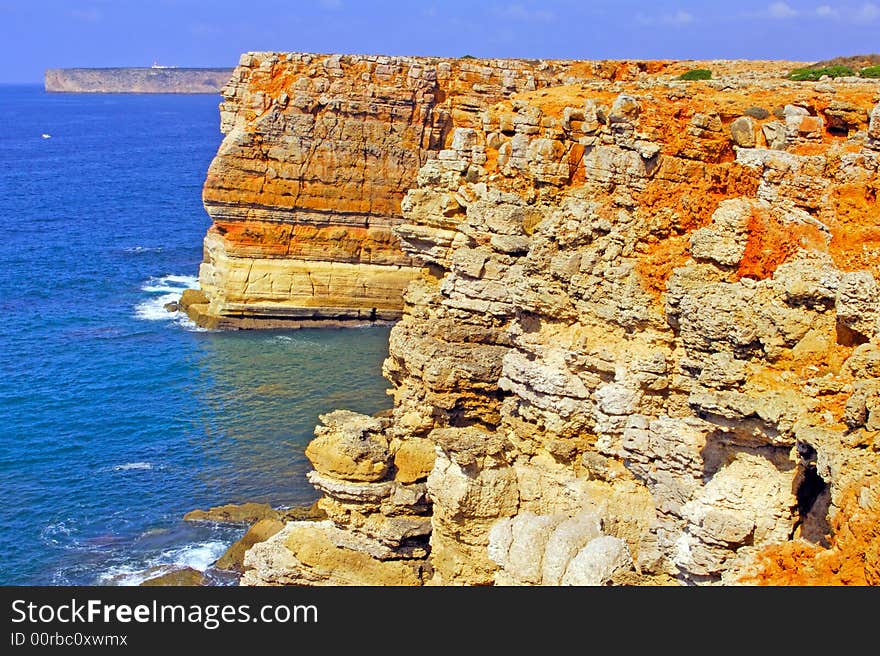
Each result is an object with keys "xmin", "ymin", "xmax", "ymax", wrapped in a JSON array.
[{"xmin": 0, "ymin": 0, "xmax": 878, "ymax": 83}]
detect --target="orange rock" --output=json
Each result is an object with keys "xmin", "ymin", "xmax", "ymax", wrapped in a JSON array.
[{"xmin": 742, "ymin": 482, "xmax": 880, "ymax": 586}]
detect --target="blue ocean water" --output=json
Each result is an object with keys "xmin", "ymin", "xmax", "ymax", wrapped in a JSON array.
[{"xmin": 0, "ymin": 86, "xmax": 393, "ymax": 585}]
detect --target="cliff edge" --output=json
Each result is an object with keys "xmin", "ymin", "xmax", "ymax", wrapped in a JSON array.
[
  {"xmin": 189, "ymin": 53, "xmax": 674, "ymax": 327},
  {"xmin": 200, "ymin": 52, "xmax": 880, "ymax": 585}
]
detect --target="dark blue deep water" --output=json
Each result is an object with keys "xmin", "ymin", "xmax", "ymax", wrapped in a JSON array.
[{"xmin": 0, "ymin": 86, "xmax": 392, "ymax": 585}]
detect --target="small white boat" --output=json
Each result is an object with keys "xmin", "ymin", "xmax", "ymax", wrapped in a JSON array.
[{"xmin": 41, "ymin": 133, "xmax": 51, "ymax": 139}]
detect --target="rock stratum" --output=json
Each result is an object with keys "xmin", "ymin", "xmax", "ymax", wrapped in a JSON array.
[
  {"xmin": 202, "ymin": 52, "xmax": 880, "ymax": 585},
  {"xmin": 44, "ymin": 68, "xmax": 233, "ymax": 94}
]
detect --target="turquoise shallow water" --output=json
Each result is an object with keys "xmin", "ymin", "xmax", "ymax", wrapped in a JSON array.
[{"xmin": 0, "ymin": 85, "xmax": 393, "ymax": 585}]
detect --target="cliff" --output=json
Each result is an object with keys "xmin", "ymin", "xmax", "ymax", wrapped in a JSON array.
[
  {"xmin": 189, "ymin": 53, "xmax": 675, "ymax": 327},
  {"xmin": 44, "ymin": 68, "xmax": 233, "ymax": 93},
  {"xmin": 202, "ymin": 52, "xmax": 880, "ymax": 585}
]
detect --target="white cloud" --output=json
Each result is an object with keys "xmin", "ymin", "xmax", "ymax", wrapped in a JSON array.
[
  {"xmin": 767, "ymin": 1, "xmax": 799, "ymax": 18},
  {"xmin": 667, "ymin": 10, "xmax": 695, "ymax": 25},
  {"xmin": 857, "ymin": 2, "xmax": 880, "ymax": 20},
  {"xmin": 815, "ymin": 4, "xmax": 838, "ymax": 16},
  {"xmin": 635, "ymin": 9, "xmax": 695, "ymax": 26},
  {"xmin": 498, "ymin": 3, "xmax": 556, "ymax": 23}
]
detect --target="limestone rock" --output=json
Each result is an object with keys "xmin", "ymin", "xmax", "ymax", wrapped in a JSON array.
[
  {"xmin": 609, "ymin": 94, "xmax": 640, "ymax": 123},
  {"xmin": 394, "ymin": 438, "xmax": 436, "ymax": 483},
  {"xmin": 762, "ymin": 121, "xmax": 786, "ymax": 149},
  {"xmin": 242, "ymin": 520, "xmax": 425, "ymax": 586},
  {"xmin": 212, "ymin": 54, "xmax": 880, "ymax": 587},
  {"xmin": 140, "ymin": 567, "xmax": 206, "ymax": 586},
  {"xmin": 867, "ymin": 103, "xmax": 880, "ymax": 147},
  {"xmin": 184, "ymin": 502, "xmax": 280, "ymax": 524},
  {"xmin": 730, "ymin": 116, "xmax": 757, "ymax": 148},
  {"xmin": 560, "ymin": 536, "xmax": 632, "ymax": 586},
  {"xmin": 215, "ymin": 518, "xmax": 285, "ymax": 572},
  {"xmin": 689, "ymin": 198, "xmax": 756, "ymax": 267},
  {"xmin": 541, "ymin": 511, "xmax": 603, "ymax": 585},
  {"xmin": 306, "ymin": 410, "xmax": 391, "ymax": 482},
  {"xmin": 823, "ymin": 101, "xmax": 866, "ymax": 133},
  {"xmin": 836, "ymin": 271, "xmax": 879, "ymax": 342},
  {"xmin": 284, "ymin": 521, "xmax": 424, "ymax": 585},
  {"xmin": 489, "ymin": 509, "xmax": 613, "ymax": 586}
]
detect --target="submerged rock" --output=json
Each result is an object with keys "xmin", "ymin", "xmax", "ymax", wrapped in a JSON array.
[
  {"xmin": 140, "ymin": 567, "xmax": 205, "ymax": 586},
  {"xmin": 184, "ymin": 502, "xmax": 280, "ymax": 524}
]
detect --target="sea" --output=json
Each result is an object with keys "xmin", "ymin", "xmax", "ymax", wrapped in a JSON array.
[{"xmin": 0, "ymin": 85, "xmax": 393, "ymax": 585}]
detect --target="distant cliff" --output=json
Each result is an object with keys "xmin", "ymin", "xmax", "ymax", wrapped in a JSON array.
[{"xmin": 44, "ymin": 68, "xmax": 233, "ymax": 93}]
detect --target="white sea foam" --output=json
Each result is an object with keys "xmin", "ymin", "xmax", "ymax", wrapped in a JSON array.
[
  {"xmin": 40, "ymin": 521, "xmax": 73, "ymax": 546},
  {"xmin": 161, "ymin": 274, "xmax": 199, "ymax": 285},
  {"xmin": 165, "ymin": 541, "xmax": 228, "ymax": 571},
  {"xmin": 113, "ymin": 462, "xmax": 153, "ymax": 471},
  {"xmin": 140, "ymin": 285, "xmax": 179, "ymax": 293},
  {"xmin": 134, "ymin": 293, "xmax": 181, "ymax": 321},
  {"xmin": 134, "ymin": 274, "xmax": 206, "ymax": 330},
  {"xmin": 123, "ymin": 246, "xmax": 164, "ymax": 254},
  {"xmin": 97, "ymin": 540, "xmax": 229, "ymax": 586}
]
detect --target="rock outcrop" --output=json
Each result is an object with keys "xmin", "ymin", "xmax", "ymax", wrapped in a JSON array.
[
  {"xmin": 191, "ymin": 53, "xmax": 670, "ymax": 327},
  {"xmin": 221, "ymin": 53, "xmax": 880, "ymax": 585}
]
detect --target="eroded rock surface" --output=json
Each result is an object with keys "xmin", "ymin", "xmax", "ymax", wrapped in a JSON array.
[
  {"xmin": 227, "ymin": 54, "xmax": 880, "ymax": 585},
  {"xmin": 192, "ymin": 53, "xmax": 672, "ymax": 327}
]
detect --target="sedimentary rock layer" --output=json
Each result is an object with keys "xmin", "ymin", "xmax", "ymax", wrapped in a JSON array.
[
  {"xmin": 44, "ymin": 68, "xmax": 233, "ymax": 93},
  {"xmin": 193, "ymin": 52, "xmax": 674, "ymax": 327},
  {"xmin": 236, "ymin": 54, "xmax": 880, "ymax": 585}
]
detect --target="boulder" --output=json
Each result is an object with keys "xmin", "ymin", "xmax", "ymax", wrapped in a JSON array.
[
  {"xmin": 730, "ymin": 116, "xmax": 757, "ymax": 147},
  {"xmin": 215, "ymin": 518, "xmax": 286, "ymax": 572},
  {"xmin": 184, "ymin": 502, "xmax": 280, "ymax": 524},
  {"xmin": 306, "ymin": 410, "xmax": 391, "ymax": 482}
]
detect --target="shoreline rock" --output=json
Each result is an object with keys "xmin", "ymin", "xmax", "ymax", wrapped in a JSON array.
[
  {"xmin": 139, "ymin": 567, "xmax": 206, "ymax": 586},
  {"xmin": 183, "ymin": 502, "xmax": 281, "ymax": 525},
  {"xmin": 182, "ymin": 501, "xmax": 328, "ymax": 579}
]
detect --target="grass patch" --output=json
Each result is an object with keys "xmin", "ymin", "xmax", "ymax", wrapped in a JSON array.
[
  {"xmin": 788, "ymin": 65, "xmax": 854, "ymax": 81},
  {"xmin": 859, "ymin": 65, "xmax": 880, "ymax": 78},
  {"xmin": 678, "ymin": 68, "xmax": 712, "ymax": 81}
]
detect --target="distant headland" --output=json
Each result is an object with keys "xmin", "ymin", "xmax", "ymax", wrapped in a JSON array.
[{"xmin": 44, "ymin": 67, "xmax": 234, "ymax": 93}]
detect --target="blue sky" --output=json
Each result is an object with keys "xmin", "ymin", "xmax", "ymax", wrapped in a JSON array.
[{"xmin": 0, "ymin": 0, "xmax": 878, "ymax": 82}]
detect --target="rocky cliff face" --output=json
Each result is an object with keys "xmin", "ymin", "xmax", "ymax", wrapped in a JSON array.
[
  {"xmin": 44, "ymin": 68, "xmax": 233, "ymax": 93},
  {"xmin": 231, "ymin": 54, "xmax": 880, "ymax": 585},
  {"xmin": 190, "ymin": 52, "xmax": 670, "ymax": 327}
]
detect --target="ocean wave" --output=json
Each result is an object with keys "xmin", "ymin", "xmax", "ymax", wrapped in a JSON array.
[
  {"xmin": 160, "ymin": 274, "xmax": 200, "ymax": 285},
  {"xmin": 40, "ymin": 520, "xmax": 74, "ymax": 546},
  {"xmin": 122, "ymin": 246, "xmax": 164, "ymax": 254},
  {"xmin": 134, "ymin": 274, "xmax": 207, "ymax": 331},
  {"xmin": 110, "ymin": 462, "xmax": 155, "ymax": 472},
  {"xmin": 96, "ymin": 540, "xmax": 229, "ymax": 586},
  {"xmin": 140, "ymin": 274, "xmax": 199, "ymax": 293},
  {"xmin": 133, "ymin": 293, "xmax": 182, "ymax": 321}
]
